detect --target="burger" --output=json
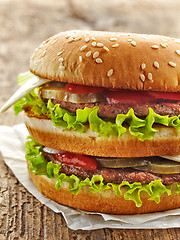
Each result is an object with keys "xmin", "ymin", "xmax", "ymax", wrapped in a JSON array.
[{"xmin": 2, "ymin": 30, "xmax": 180, "ymax": 214}]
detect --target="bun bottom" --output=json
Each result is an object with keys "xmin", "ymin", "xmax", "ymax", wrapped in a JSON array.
[
  {"xmin": 25, "ymin": 114, "xmax": 180, "ymax": 157},
  {"xmin": 28, "ymin": 167, "xmax": 180, "ymax": 214}
]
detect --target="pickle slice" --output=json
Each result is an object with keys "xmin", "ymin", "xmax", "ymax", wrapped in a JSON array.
[
  {"xmin": 41, "ymin": 82, "xmax": 105, "ymax": 103},
  {"xmin": 134, "ymin": 157, "xmax": 180, "ymax": 174},
  {"xmin": 96, "ymin": 157, "xmax": 149, "ymax": 168},
  {"xmin": 96, "ymin": 156, "xmax": 180, "ymax": 174}
]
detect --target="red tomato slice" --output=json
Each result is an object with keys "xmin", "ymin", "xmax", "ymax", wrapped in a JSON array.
[
  {"xmin": 65, "ymin": 83, "xmax": 180, "ymax": 102},
  {"xmin": 106, "ymin": 90, "xmax": 155, "ymax": 104},
  {"xmin": 149, "ymin": 92, "xmax": 180, "ymax": 101},
  {"xmin": 65, "ymin": 83, "xmax": 105, "ymax": 94},
  {"xmin": 56, "ymin": 152, "xmax": 98, "ymax": 171}
]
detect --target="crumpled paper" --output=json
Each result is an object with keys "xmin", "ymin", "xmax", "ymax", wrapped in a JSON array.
[{"xmin": 0, "ymin": 123, "xmax": 180, "ymax": 230}]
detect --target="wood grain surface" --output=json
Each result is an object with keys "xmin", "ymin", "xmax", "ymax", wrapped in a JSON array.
[{"xmin": 0, "ymin": 0, "xmax": 180, "ymax": 239}]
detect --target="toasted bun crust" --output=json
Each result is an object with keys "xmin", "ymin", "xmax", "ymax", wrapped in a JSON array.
[
  {"xmin": 24, "ymin": 114, "xmax": 180, "ymax": 157},
  {"xmin": 30, "ymin": 30, "xmax": 180, "ymax": 92},
  {"xmin": 28, "ymin": 167, "xmax": 180, "ymax": 214}
]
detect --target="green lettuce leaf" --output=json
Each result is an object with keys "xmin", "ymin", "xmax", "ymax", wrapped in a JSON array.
[
  {"xmin": 14, "ymin": 89, "xmax": 49, "ymax": 117},
  {"xmin": 14, "ymin": 71, "xmax": 180, "ymax": 141},
  {"xmin": 25, "ymin": 136, "xmax": 48, "ymax": 175},
  {"xmin": 26, "ymin": 137, "xmax": 180, "ymax": 207}
]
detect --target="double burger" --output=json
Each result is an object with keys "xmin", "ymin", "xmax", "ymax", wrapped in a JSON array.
[{"xmin": 2, "ymin": 30, "xmax": 180, "ymax": 214}]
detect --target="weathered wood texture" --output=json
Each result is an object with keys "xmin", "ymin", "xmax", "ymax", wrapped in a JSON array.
[{"xmin": 0, "ymin": 0, "xmax": 180, "ymax": 239}]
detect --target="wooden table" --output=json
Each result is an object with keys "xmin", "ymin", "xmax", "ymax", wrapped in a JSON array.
[{"xmin": 0, "ymin": 0, "xmax": 180, "ymax": 239}]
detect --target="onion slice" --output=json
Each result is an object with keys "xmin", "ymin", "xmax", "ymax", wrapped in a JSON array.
[
  {"xmin": 43, "ymin": 147, "xmax": 66, "ymax": 155},
  {"xmin": 161, "ymin": 155, "xmax": 180, "ymax": 163},
  {"xmin": 0, "ymin": 74, "xmax": 50, "ymax": 113}
]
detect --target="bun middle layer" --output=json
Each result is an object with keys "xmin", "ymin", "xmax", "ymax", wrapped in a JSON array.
[{"xmin": 24, "ymin": 114, "xmax": 180, "ymax": 157}]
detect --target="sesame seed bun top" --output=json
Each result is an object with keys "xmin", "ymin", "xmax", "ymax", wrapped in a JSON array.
[{"xmin": 30, "ymin": 30, "xmax": 180, "ymax": 92}]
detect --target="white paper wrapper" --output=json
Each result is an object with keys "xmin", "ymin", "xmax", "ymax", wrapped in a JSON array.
[{"xmin": 0, "ymin": 123, "xmax": 180, "ymax": 230}]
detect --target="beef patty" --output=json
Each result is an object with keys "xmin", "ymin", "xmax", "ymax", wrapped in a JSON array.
[
  {"xmin": 42, "ymin": 151, "xmax": 180, "ymax": 185},
  {"xmin": 49, "ymin": 99, "xmax": 180, "ymax": 119}
]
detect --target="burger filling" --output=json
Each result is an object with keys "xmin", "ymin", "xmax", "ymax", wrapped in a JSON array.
[
  {"xmin": 26, "ymin": 137, "xmax": 180, "ymax": 208},
  {"xmin": 42, "ymin": 148, "xmax": 180, "ymax": 185},
  {"xmin": 14, "ymin": 73, "xmax": 180, "ymax": 141},
  {"xmin": 40, "ymin": 81, "xmax": 180, "ymax": 118}
]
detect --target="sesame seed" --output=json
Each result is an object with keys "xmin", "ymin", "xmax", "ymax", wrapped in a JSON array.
[
  {"xmin": 162, "ymin": 38, "xmax": 168, "ymax": 41},
  {"xmin": 141, "ymin": 63, "xmax": 146, "ymax": 70},
  {"xmin": 74, "ymin": 37, "xmax": 81, "ymax": 41},
  {"xmin": 91, "ymin": 41, "xmax": 97, "ymax": 47},
  {"xmin": 110, "ymin": 37, "xmax": 117, "ymax": 42},
  {"xmin": 51, "ymin": 39, "xmax": 57, "ymax": 45},
  {"xmin": 59, "ymin": 66, "xmax": 65, "ymax": 76},
  {"xmin": 91, "ymin": 37, "xmax": 96, "ymax": 41},
  {"xmin": 141, "ymin": 35, "xmax": 147, "ymax": 39},
  {"xmin": 148, "ymin": 73, "xmax": 153, "ymax": 81},
  {"xmin": 131, "ymin": 41, "xmax": 136, "ymax": 47},
  {"xmin": 168, "ymin": 62, "xmax": 176, "ymax": 67},
  {"xmin": 96, "ymin": 58, "xmax": 103, "ymax": 63},
  {"xmin": 59, "ymin": 64, "xmax": 65, "ymax": 70},
  {"xmin": 65, "ymin": 34, "xmax": 76, "ymax": 39},
  {"xmin": 34, "ymin": 60, "xmax": 37, "ymax": 66},
  {"xmin": 127, "ymin": 39, "xmax": 132, "ymax": 42},
  {"xmin": 86, "ymin": 51, "xmax": 92, "ymax": 57},
  {"xmin": 153, "ymin": 61, "xmax": 159, "ymax": 69},
  {"xmin": 151, "ymin": 45, "xmax": 159, "ymax": 49},
  {"xmin": 80, "ymin": 45, "xmax": 87, "ymax": 51},
  {"xmin": 107, "ymin": 69, "xmax": 114, "ymax": 77},
  {"xmin": 175, "ymin": 50, "xmax": 180, "ymax": 56},
  {"xmin": 103, "ymin": 46, "xmax": 109, "ymax": 52},
  {"xmin": 79, "ymin": 56, "xmax": 82, "ymax": 62},
  {"xmin": 31, "ymin": 53, "xmax": 35, "ymax": 60},
  {"xmin": 59, "ymin": 57, "xmax": 64, "ymax": 62},
  {"xmin": 85, "ymin": 38, "xmax": 90, "ymax": 43},
  {"xmin": 140, "ymin": 74, "xmax": 145, "ymax": 82},
  {"xmin": 67, "ymin": 37, "xmax": 74, "ymax": 43},
  {"xmin": 59, "ymin": 66, "xmax": 65, "ymax": 70},
  {"xmin": 112, "ymin": 43, "xmax": 119, "ymax": 48},
  {"xmin": 41, "ymin": 41, "xmax": 46, "ymax": 46},
  {"xmin": 175, "ymin": 39, "xmax": 180, "ymax": 44},
  {"xmin": 41, "ymin": 50, "xmax": 46, "ymax": 57},
  {"xmin": 97, "ymin": 43, "xmax": 104, "ymax": 47},
  {"xmin": 160, "ymin": 43, "xmax": 167, "ymax": 48},
  {"xmin": 57, "ymin": 51, "xmax": 63, "ymax": 56},
  {"xmin": 93, "ymin": 51, "xmax": 99, "ymax": 58}
]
